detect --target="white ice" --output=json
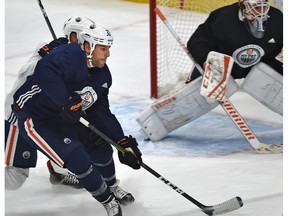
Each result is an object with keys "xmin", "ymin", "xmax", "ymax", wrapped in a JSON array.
[{"xmin": 4, "ymin": 0, "xmax": 285, "ymax": 216}]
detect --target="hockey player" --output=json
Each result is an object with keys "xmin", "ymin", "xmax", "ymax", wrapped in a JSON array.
[
  {"xmin": 63, "ymin": 18, "xmax": 143, "ymax": 208},
  {"xmin": 137, "ymin": 0, "xmax": 282, "ymax": 141},
  {"xmin": 5, "ymin": 15, "xmax": 96, "ymax": 189},
  {"xmin": 11, "ymin": 21, "xmax": 142, "ymax": 216}
]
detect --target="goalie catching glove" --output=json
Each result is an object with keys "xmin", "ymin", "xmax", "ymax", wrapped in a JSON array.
[{"xmin": 118, "ymin": 135, "xmax": 142, "ymax": 170}]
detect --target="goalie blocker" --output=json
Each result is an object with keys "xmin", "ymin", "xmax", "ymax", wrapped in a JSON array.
[{"xmin": 137, "ymin": 76, "xmax": 238, "ymax": 141}]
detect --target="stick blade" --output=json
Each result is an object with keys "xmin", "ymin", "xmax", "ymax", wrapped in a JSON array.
[
  {"xmin": 202, "ymin": 196, "xmax": 243, "ymax": 215},
  {"xmin": 257, "ymin": 143, "xmax": 283, "ymax": 154}
]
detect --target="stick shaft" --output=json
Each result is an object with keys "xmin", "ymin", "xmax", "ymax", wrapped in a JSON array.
[{"xmin": 37, "ymin": 0, "xmax": 57, "ymax": 39}]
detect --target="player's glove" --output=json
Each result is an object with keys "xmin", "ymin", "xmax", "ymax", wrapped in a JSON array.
[
  {"xmin": 60, "ymin": 92, "xmax": 83, "ymax": 124},
  {"xmin": 38, "ymin": 37, "xmax": 68, "ymax": 57},
  {"xmin": 118, "ymin": 135, "xmax": 142, "ymax": 170}
]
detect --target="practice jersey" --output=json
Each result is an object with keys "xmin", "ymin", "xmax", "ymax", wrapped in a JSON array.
[{"xmin": 187, "ymin": 3, "xmax": 283, "ymax": 79}]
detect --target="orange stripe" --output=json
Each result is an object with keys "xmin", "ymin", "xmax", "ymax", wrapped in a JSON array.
[
  {"xmin": 25, "ymin": 119, "xmax": 64, "ymax": 167},
  {"xmin": 154, "ymin": 8, "xmax": 166, "ymax": 22},
  {"xmin": 208, "ymin": 56, "xmax": 230, "ymax": 97},
  {"xmin": 215, "ymin": 85, "xmax": 226, "ymax": 100},
  {"xmin": 5, "ymin": 125, "xmax": 17, "ymax": 166}
]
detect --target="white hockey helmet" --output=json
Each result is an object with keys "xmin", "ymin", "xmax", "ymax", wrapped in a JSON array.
[
  {"xmin": 239, "ymin": 0, "xmax": 271, "ymax": 31},
  {"xmin": 79, "ymin": 23, "xmax": 113, "ymax": 50},
  {"xmin": 78, "ymin": 23, "xmax": 113, "ymax": 66},
  {"xmin": 62, "ymin": 16, "xmax": 95, "ymax": 42}
]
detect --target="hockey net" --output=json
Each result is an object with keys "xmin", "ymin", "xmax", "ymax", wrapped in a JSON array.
[
  {"xmin": 150, "ymin": 0, "xmax": 237, "ymax": 98},
  {"xmin": 149, "ymin": 0, "xmax": 281, "ymax": 98}
]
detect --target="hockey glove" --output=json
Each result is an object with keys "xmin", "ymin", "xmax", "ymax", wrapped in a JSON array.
[
  {"xmin": 38, "ymin": 37, "xmax": 68, "ymax": 57},
  {"xmin": 118, "ymin": 135, "xmax": 142, "ymax": 170},
  {"xmin": 60, "ymin": 92, "xmax": 83, "ymax": 124}
]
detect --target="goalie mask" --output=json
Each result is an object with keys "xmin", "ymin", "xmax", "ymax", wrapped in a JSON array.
[
  {"xmin": 239, "ymin": 0, "xmax": 270, "ymax": 32},
  {"xmin": 63, "ymin": 16, "xmax": 96, "ymax": 43},
  {"xmin": 79, "ymin": 24, "xmax": 113, "ymax": 67}
]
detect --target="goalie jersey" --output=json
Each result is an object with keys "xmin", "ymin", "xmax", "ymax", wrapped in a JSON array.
[{"xmin": 187, "ymin": 3, "xmax": 283, "ymax": 80}]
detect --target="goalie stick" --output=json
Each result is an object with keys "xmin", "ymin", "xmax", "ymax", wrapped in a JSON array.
[
  {"xmin": 154, "ymin": 7, "xmax": 282, "ymax": 154},
  {"xmin": 80, "ymin": 117, "xmax": 243, "ymax": 215}
]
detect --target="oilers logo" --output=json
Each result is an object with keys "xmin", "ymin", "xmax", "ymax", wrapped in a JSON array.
[
  {"xmin": 76, "ymin": 86, "xmax": 97, "ymax": 111},
  {"xmin": 232, "ymin": 44, "xmax": 264, "ymax": 68},
  {"xmin": 64, "ymin": 138, "xmax": 71, "ymax": 144},
  {"xmin": 22, "ymin": 151, "xmax": 31, "ymax": 159}
]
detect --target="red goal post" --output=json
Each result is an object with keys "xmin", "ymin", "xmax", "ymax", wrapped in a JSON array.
[{"xmin": 149, "ymin": 0, "xmax": 281, "ymax": 98}]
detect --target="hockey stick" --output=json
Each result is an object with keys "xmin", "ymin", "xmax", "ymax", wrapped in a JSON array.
[
  {"xmin": 154, "ymin": 7, "xmax": 282, "ymax": 154},
  {"xmin": 37, "ymin": 0, "xmax": 57, "ymax": 40},
  {"xmin": 80, "ymin": 117, "xmax": 243, "ymax": 215}
]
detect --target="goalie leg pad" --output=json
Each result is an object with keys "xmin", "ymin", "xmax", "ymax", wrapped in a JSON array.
[
  {"xmin": 137, "ymin": 77, "xmax": 238, "ymax": 141},
  {"xmin": 242, "ymin": 62, "xmax": 283, "ymax": 116}
]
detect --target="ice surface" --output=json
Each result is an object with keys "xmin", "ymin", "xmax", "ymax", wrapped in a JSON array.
[{"xmin": 4, "ymin": 0, "xmax": 284, "ymax": 216}]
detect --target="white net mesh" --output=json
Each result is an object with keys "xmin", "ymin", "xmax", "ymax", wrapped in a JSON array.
[
  {"xmin": 154, "ymin": 0, "xmax": 238, "ymax": 98},
  {"xmin": 153, "ymin": 0, "xmax": 282, "ymax": 98}
]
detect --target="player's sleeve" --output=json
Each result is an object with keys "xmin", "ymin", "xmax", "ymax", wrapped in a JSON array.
[{"xmin": 34, "ymin": 44, "xmax": 87, "ymax": 106}]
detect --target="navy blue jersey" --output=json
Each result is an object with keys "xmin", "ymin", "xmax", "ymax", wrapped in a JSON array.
[
  {"xmin": 187, "ymin": 3, "xmax": 283, "ymax": 79},
  {"xmin": 80, "ymin": 66, "xmax": 125, "ymax": 142},
  {"xmin": 13, "ymin": 43, "xmax": 88, "ymax": 121}
]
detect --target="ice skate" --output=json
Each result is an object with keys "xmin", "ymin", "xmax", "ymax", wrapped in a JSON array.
[
  {"xmin": 101, "ymin": 194, "xmax": 122, "ymax": 216},
  {"xmin": 47, "ymin": 160, "xmax": 83, "ymax": 189},
  {"xmin": 110, "ymin": 179, "xmax": 135, "ymax": 206}
]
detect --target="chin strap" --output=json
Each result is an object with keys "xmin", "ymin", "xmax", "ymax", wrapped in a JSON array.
[{"xmin": 87, "ymin": 54, "xmax": 94, "ymax": 68}]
